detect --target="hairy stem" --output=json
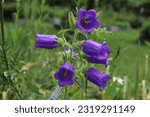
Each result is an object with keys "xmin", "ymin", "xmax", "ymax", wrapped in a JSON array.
[{"xmin": 64, "ymin": 86, "xmax": 68, "ymax": 100}]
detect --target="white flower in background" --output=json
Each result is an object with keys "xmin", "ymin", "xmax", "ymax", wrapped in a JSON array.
[{"xmin": 113, "ymin": 76, "xmax": 124, "ymax": 85}]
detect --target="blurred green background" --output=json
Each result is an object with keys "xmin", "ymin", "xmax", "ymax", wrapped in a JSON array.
[{"xmin": 0, "ymin": 0, "xmax": 150, "ymax": 100}]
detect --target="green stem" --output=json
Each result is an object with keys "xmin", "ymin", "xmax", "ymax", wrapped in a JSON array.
[
  {"xmin": 9, "ymin": 79, "xmax": 23, "ymax": 99},
  {"xmin": 135, "ymin": 40, "xmax": 140, "ymax": 99},
  {"xmin": 64, "ymin": 86, "xmax": 68, "ymax": 100},
  {"xmin": 0, "ymin": 1, "xmax": 9, "ymax": 71},
  {"xmin": 85, "ymin": 79, "xmax": 88, "ymax": 99},
  {"xmin": 1, "ymin": 1, "xmax": 9, "ymax": 94}
]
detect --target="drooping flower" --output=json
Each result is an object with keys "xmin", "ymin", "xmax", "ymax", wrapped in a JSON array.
[
  {"xmin": 87, "ymin": 41, "xmax": 109, "ymax": 66},
  {"xmin": 87, "ymin": 55, "xmax": 108, "ymax": 67},
  {"xmin": 54, "ymin": 63, "xmax": 75, "ymax": 86},
  {"xmin": 35, "ymin": 33, "xmax": 58, "ymax": 49},
  {"xmin": 76, "ymin": 9, "xmax": 100, "ymax": 34},
  {"xmin": 82, "ymin": 40, "xmax": 102, "ymax": 56},
  {"xmin": 85, "ymin": 68, "xmax": 110, "ymax": 90},
  {"xmin": 82, "ymin": 40, "xmax": 109, "ymax": 66}
]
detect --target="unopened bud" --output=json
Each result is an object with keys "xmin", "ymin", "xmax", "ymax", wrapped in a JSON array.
[{"xmin": 68, "ymin": 11, "xmax": 76, "ymax": 29}]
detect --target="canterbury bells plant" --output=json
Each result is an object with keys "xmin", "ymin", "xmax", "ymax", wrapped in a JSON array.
[{"xmin": 35, "ymin": 8, "xmax": 114, "ymax": 100}]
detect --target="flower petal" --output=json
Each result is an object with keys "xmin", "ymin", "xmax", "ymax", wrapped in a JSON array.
[
  {"xmin": 92, "ymin": 18, "xmax": 100, "ymax": 28},
  {"xmin": 82, "ymin": 40, "xmax": 101, "ymax": 56},
  {"xmin": 78, "ymin": 9, "xmax": 86, "ymax": 19},
  {"xmin": 85, "ymin": 68, "xmax": 110, "ymax": 90},
  {"xmin": 87, "ymin": 9, "xmax": 96, "ymax": 17},
  {"xmin": 83, "ymin": 28, "xmax": 93, "ymax": 34},
  {"xmin": 35, "ymin": 33, "xmax": 58, "ymax": 49},
  {"xmin": 54, "ymin": 63, "xmax": 75, "ymax": 87},
  {"xmin": 87, "ymin": 56, "xmax": 108, "ymax": 66}
]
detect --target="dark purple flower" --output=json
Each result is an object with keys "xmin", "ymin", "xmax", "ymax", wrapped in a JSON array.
[
  {"xmin": 85, "ymin": 68, "xmax": 110, "ymax": 90},
  {"xmin": 82, "ymin": 40, "xmax": 101, "ymax": 56},
  {"xmin": 87, "ymin": 41, "xmax": 109, "ymax": 66},
  {"xmin": 35, "ymin": 33, "xmax": 58, "ymax": 49},
  {"xmin": 54, "ymin": 63, "xmax": 75, "ymax": 86},
  {"xmin": 82, "ymin": 40, "xmax": 109, "ymax": 66},
  {"xmin": 87, "ymin": 56, "xmax": 108, "ymax": 67},
  {"xmin": 76, "ymin": 9, "xmax": 100, "ymax": 34}
]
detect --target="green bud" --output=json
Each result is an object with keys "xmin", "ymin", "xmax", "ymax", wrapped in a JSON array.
[{"xmin": 68, "ymin": 11, "xmax": 76, "ymax": 29}]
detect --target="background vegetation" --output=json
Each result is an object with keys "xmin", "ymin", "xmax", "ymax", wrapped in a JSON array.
[{"xmin": 0, "ymin": 0, "xmax": 150, "ymax": 100}]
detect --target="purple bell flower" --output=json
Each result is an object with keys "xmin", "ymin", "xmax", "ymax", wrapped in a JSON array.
[
  {"xmin": 82, "ymin": 40, "xmax": 109, "ymax": 66},
  {"xmin": 87, "ymin": 41, "xmax": 109, "ymax": 66},
  {"xmin": 87, "ymin": 56, "xmax": 108, "ymax": 67},
  {"xmin": 54, "ymin": 63, "xmax": 75, "ymax": 86},
  {"xmin": 35, "ymin": 33, "xmax": 58, "ymax": 49},
  {"xmin": 85, "ymin": 68, "xmax": 110, "ymax": 90},
  {"xmin": 82, "ymin": 40, "xmax": 101, "ymax": 56},
  {"xmin": 76, "ymin": 9, "xmax": 100, "ymax": 34}
]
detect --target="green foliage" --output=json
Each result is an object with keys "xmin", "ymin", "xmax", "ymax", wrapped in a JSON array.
[{"xmin": 139, "ymin": 22, "xmax": 150, "ymax": 44}]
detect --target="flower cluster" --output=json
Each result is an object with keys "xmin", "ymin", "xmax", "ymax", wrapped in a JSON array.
[{"xmin": 35, "ymin": 9, "xmax": 110, "ymax": 92}]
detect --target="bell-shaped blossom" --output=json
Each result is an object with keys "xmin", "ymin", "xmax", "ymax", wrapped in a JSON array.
[
  {"xmin": 82, "ymin": 40, "xmax": 102, "ymax": 56},
  {"xmin": 85, "ymin": 68, "xmax": 110, "ymax": 90},
  {"xmin": 54, "ymin": 63, "xmax": 75, "ymax": 86},
  {"xmin": 82, "ymin": 40, "xmax": 109, "ymax": 66},
  {"xmin": 35, "ymin": 33, "xmax": 58, "ymax": 49},
  {"xmin": 87, "ymin": 55, "xmax": 108, "ymax": 67},
  {"xmin": 76, "ymin": 9, "xmax": 100, "ymax": 34}
]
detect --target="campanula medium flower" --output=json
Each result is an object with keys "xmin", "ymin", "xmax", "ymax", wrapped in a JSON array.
[
  {"xmin": 82, "ymin": 40, "xmax": 102, "ymax": 56},
  {"xmin": 54, "ymin": 63, "xmax": 75, "ymax": 86},
  {"xmin": 76, "ymin": 9, "xmax": 100, "ymax": 34},
  {"xmin": 82, "ymin": 40, "xmax": 109, "ymax": 66},
  {"xmin": 85, "ymin": 68, "xmax": 110, "ymax": 90},
  {"xmin": 35, "ymin": 33, "xmax": 58, "ymax": 49},
  {"xmin": 86, "ymin": 41, "xmax": 109, "ymax": 66},
  {"xmin": 87, "ymin": 55, "xmax": 108, "ymax": 67}
]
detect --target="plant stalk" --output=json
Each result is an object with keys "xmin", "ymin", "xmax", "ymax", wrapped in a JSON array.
[
  {"xmin": 0, "ymin": 1, "xmax": 9, "ymax": 71},
  {"xmin": 135, "ymin": 40, "xmax": 140, "ymax": 99}
]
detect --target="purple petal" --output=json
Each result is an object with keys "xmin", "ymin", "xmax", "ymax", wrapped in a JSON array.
[
  {"xmin": 87, "ymin": 9, "xmax": 96, "ymax": 17},
  {"xmin": 87, "ymin": 56, "xmax": 108, "ymax": 67},
  {"xmin": 85, "ymin": 68, "xmax": 110, "ymax": 90},
  {"xmin": 35, "ymin": 33, "xmax": 58, "ymax": 49},
  {"xmin": 83, "ymin": 28, "xmax": 93, "ymax": 34},
  {"xmin": 92, "ymin": 18, "xmax": 100, "ymax": 28},
  {"xmin": 82, "ymin": 40, "xmax": 101, "ymax": 56},
  {"xmin": 78, "ymin": 9, "xmax": 86, "ymax": 19},
  {"xmin": 54, "ymin": 63, "xmax": 75, "ymax": 87},
  {"xmin": 76, "ymin": 19, "xmax": 84, "ymax": 30}
]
